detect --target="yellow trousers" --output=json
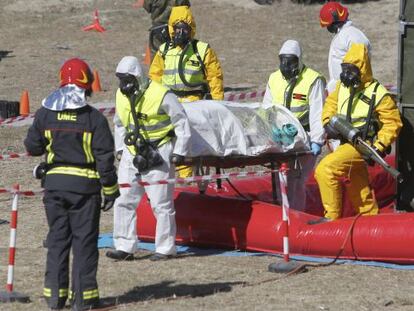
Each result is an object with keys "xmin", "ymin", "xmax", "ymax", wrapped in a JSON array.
[
  {"xmin": 314, "ymin": 143, "xmax": 378, "ymax": 220},
  {"xmin": 177, "ymin": 165, "xmax": 193, "ymax": 178}
]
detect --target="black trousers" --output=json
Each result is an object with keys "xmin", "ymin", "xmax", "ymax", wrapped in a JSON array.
[{"xmin": 43, "ymin": 190, "xmax": 101, "ymax": 310}]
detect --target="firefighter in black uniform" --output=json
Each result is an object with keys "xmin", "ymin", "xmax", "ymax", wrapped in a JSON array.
[{"xmin": 24, "ymin": 58, "xmax": 119, "ymax": 311}]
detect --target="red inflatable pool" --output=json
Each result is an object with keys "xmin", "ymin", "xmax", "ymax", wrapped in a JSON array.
[{"xmin": 137, "ymin": 157, "xmax": 414, "ymax": 264}]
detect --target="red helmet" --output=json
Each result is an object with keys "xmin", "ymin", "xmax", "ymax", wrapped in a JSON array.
[
  {"xmin": 59, "ymin": 58, "xmax": 93, "ymax": 90},
  {"xmin": 319, "ymin": 1, "xmax": 349, "ymax": 28}
]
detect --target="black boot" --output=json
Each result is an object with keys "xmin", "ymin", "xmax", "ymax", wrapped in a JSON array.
[
  {"xmin": 149, "ymin": 253, "xmax": 176, "ymax": 261},
  {"xmin": 105, "ymin": 250, "xmax": 134, "ymax": 261}
]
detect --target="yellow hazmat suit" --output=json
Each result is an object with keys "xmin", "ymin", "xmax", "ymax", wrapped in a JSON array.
[
  {"xmin": 149, "ymin": 6, "xmax": 223, "ymax": 102},
  {"xmin": 315, "ymin": 44, "xmax": 402, "ymax": 220},
  {"xmin": 149, "ymin": 5, "xmax": 224, "ymax": 177}
]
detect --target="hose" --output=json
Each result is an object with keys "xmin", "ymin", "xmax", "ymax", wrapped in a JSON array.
[{"xmin": 178, "ymin": 40, "xmax": 210, "ymax": 97}]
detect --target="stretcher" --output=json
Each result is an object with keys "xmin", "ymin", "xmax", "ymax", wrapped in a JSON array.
[
  {"xmin": 178, "ymin": 100, "xmax": 312, "ymax": 198},
  {"xmin": 181, "ymin": 100, "xmax": 310, "ymax": 158},
  {"xmin": 179, "ymin": 100, "xmax": 312, "ymax": 170}
]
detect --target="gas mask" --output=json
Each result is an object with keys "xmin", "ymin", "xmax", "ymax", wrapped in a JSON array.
[
  {"xmin": 175, "ymin": 0, "xmax": 191, "ymax": 6},
  {"xmin": 327, "ymin": 24, "xmax": 339, "ymax": 34},
  {"xmin": 340, "ymin": 63, "xmax": 361, "ymax": 88},
  {"xmin": 132, "ymin": 142, "xmax": 164, "ymax": 172},
  {"xmin": 279, "ymin": 54, "xmax": 300, "ymax": 81},
  {"xmin": 327, "ymin": 22, "xmax": 344, "ymax": 34},
  {"xmin": 173, "ymin": 21, "xmax": 191, "ymax": 47},
  {"xmin": 116, "ymin": 73, "xmax": 140, "ymax": 97},
  {"xmin": 124, "ymin": 132, "xmax": 164, "ymax": 172}
]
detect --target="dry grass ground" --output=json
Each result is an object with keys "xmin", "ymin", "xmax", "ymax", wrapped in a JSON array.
[{"xmin": 1, "ymin": 0, "xmax": 414, "ymax": 310}]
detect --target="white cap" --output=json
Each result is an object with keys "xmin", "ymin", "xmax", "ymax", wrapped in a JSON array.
[
  {"xmin": 279, "ymin": 40, "xmax": 302, "ymax": 59},
  {"xmin": 116, "ymin": 56, "xmax": 143, "ymax": 77}
]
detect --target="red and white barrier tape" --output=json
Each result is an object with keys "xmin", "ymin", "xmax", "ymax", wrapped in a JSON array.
[
  {"xmin": 134, "ymin": 169, "xmax": 277, "ymax": 187},
  {"xmin": 0, "ymin": 85, "xmax": 398, "ymax": 127},
  {"xmin": 0, "ymin": 107, "xmax": 116, "ymax": 127},
  {"xmin": 0, "ymin": 152, "xmax": 30, "ymax": 161},
  {"xmin": 0, "ymin": 90, "xmax": 266, "ymax": 127},
  {"xmin": 0, "ymin": 114, "xmax": 33, "ymax": 126},
  {"xmin": 223, "ymin": 89, "xmax": 266, "ymax": 102},
  {"xmin": 0, "ymin": 188, "xmax": 43, "ymax": 196},
  {"xmin": 0, "ymin": 169, "xmax": 278, "ymax": 196}
]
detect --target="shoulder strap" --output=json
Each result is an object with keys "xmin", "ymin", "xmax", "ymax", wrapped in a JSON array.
[
  {"xmin": 191, "ymin": 40, "xmax": 207, "ymax": 77},
  {"xmin": 362, "ymin": 82, "xmax": 381, "ymax": 140},
  {"xmin": 284, "ymin": 77, "xmax": 298, "ymax": 110},
  {"xmin": 190, "ymin": 40, "xmax": 211, "ymax": 98},
  {"xmin": 161, "ymin": 42, "xmax": 170, "ymax": 60}
]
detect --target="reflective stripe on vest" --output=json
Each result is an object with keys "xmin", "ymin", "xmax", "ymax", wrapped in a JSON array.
[
  {"xmin": 46, "ymin": 166, "xmax": 100, "ymax": 179},
  {"xmin": 268, "ymin": 67, "xmax": 322, "ymax": 126},
  {"xmin": 45, "ymin": 129, "xmax": 94, "ymax": 164},
  {"xmin": 44, "ymin": 129, "xmax": 55, "ymax": 164},
  {"xmin": 116, "ymin": 82, "xmax": 174, "ymax": 156},
  {"xmin": 337, "ymin": 81, "xmax": 388, "ymax": 130},
  {"xmin": 83, "ymin": 132, "xmax": 94, "ymax": 163},
  {"xmin": 160, "ymin": 41, "xmax": 208, "ymax": 92}
]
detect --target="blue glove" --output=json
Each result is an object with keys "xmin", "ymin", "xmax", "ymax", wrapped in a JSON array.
[{"xmin": 311, "ymin": 143, "xmax": 322, "ymax": 156}]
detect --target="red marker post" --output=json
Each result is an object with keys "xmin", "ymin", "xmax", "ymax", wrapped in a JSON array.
[
  {"xmin": 268, "ymin": 163, "xmax": 304, "ymax": 273},
  {"xmin": 0, "ymin": 184, "xmax": 30, "ymax": 303}
]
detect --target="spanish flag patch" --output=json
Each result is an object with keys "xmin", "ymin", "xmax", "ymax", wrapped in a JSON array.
[{"xmin": 292, "ymin": 93, "xmax": 307, "ymax": 101}]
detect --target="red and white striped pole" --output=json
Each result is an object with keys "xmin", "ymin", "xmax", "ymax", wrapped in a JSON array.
[
  {"xmin": 0, "ymin": 184, "xmax": 30, "ymax": 303},
  {"xmin": 278, "ymin": 163, "xmax": 290, "ymax": 262},
  {"xmin": 268, "ymin": 162, "xmax": 303, "ymax": 273},
  {"xmin": 7, "ymin": 184, "xmax": 19, "ymax": 292}
]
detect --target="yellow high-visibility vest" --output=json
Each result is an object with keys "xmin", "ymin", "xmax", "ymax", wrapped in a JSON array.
[
  {"xmin": 268, "ymin": 67, "xmax": 322, "ymax": 127},
  {"xmin": 116, "ymin": 81, "xmax": 174, "ymax": 155},
  {"xmin": 160, "ymin": 41, "xmax": 208, "ymax": 93},
  {"xmin": 337, "ymin": 81, "xmax": 387, "ymax": 132}
]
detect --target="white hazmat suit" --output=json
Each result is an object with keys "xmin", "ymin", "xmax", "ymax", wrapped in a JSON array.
[
  {"xmin": 263, "ymin": 40, "xmax": 325, "ymax": 211},
  {"xmin": 112, "ymin": 57, "xmax": 191, "ymax": 256}
]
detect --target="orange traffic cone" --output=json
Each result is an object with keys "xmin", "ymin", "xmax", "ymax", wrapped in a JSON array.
[
  {"xmin": 92, "ymin": 70, "xmax": 102, "ymax": 92},
  {"xmin": 19, "ymin": 90, "xmax": 30, "ymax": 116},
  {"xmin": 143, "ymin": 44, "xmax": 152, "ymax": 65},
  {"xmin": 82, "ymin": 9, "xmax": 106, "ymax": 32},
  {"xmin": 132, "ymin": 0, "xmax": 144, "ymax": 8}
]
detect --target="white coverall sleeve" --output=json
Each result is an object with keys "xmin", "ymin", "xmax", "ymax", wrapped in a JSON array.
[
  {"xmin": 308, "ymin": 78, "xmax": 326, "ymax": 145},
  {"xmin": 113, "ymin": 112, "xmax": 126, "ymax": 152},
  {"xmin": 160, "ymin": 92, "xmax": 191, "ymax": 156},
  {"xmin": 262, "ymin": 82, "xmax": 273, "ymax": 105}
]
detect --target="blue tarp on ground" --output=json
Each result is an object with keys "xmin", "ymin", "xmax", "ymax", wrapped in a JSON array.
[
  {"xmin": 98, "ymin": 232, "xmax": 261, "ymax": 257},
  {"xmin": 98, "ymin": 233, "xmax": 414, "ymax": 270}
]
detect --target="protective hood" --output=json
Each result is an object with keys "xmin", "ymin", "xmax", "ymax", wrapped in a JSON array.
[
  {"xmin": 168, "ymin": 6, "xmax": 196, "ymax": 40},
  {"xmin": 342, "ymin": 43, "xmax": 373, "ymax": 87},
  {"xmin": 116, "ymin": 56, "xmax": 143, "ymax": 77},
  {"xmin": 42, "ymin": 84, "xmax": 87, "ymax": 111},
  {"xmin": 278, "ymin": 39, "xmax": 304, "ymax": 74}
]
